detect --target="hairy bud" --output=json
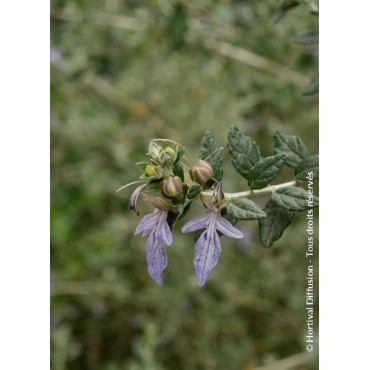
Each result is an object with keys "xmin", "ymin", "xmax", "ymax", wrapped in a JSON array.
[
  {"xmin": 145, "ymin": 164, "xmax": 160, "ymax": 177},
  {"xmin": 163, "ymin": 176, "xmax": 183, "ymax": 198},
  {"xmin": 164, "ymin": 147, "xmax": 176, "ymax": 161},
  {"xmin": 192, "ymin": 160, "xmax": 214, "ymax": 187},
  {"xmin": 148, "ymin": 142, "xmax": 177, "ymax": 170}
]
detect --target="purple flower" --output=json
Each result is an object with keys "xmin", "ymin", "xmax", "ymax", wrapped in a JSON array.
[
  {"xmin": 135, "ymin": 208, "xmax": 173, "ymax": 285},
  {"xmin": 182, "ymin": 210, "xmax": 243, "ymax": 287}
]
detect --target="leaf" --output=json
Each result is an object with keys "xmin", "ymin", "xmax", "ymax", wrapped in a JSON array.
[
  {"xmin": 199, "ymin": 131, "xmax": 218, "ymax": 159},
  {"xmin": 173, "ymin": 147, "xmax": 185, "ymax": 180},
  {"xmin": 227, "ymin": 125, "xmax": 262, "ymax": 180},
  {"xmin": 248, "ymin": 154, "xmax": 287, "ymax": 190},
  {"xmin": 295, "ymin": 155, "xmax": 319, "ymax": 180},
  {"xmin": 187, "ymin": 183, "xmax": 203, "ymax": 200},
  {"xmin": 205, "ymin": 147, "xmax": 224, "ymax": 181},
  {"xmin": 293, "ymin": 30, "xmax": 319, "ymax": 45},
  {"xmin": 271, "ymin": 186, "xmax": 319, "ymax": 211},
  {"xmin": 259, "ymin": 200, "xmax": 295, "ymax": 247},
  {"xmin": 226, "ymin": 198, "xmax": 266, "ymax": 221},
  {"xmin": 302, "ymin": 74, "xmax": 319, "ymax": 96},
  {"xmin": 198, "ymin": 131, "xmax": 223, "ymax": 181},
  {"xmin": 274, "ymin": 131, "xmax": 311, "ymax": 168}
]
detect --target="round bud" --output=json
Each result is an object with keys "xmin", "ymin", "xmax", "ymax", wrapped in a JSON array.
[
  {"xmin": 191, "ymin": 160, "xmax": 214, "ymax": 187},
  {"xmin": 145, "ymin": 164, "xmax": 159, "ymax": 177},
  {"xmin": 162, "ymin": 176, "xmax": 183, "ymax": 198},
  {"xmin": 164, "ymin": 147, "xmax": 176, "ymax": 161},
  {"xmin": 159, "ymin": 147, "xmax": 176, "ymax": 169}
]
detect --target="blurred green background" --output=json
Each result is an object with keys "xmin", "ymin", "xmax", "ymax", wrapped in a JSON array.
[{"xmin": 51, "ymin": 0, "xmax": 319, "ymax": 369}]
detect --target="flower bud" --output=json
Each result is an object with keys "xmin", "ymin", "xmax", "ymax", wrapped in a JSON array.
[
  {"xmin": 162, "ymin": 176, "xmax": 183, "ymax": 198},
  {"xmin": 164, "ymin": 147, "xmax": 176, "ymax": 161},
  {"xmin": 159, "ymin": 149, "xmax": 176, "ymax": 169},
  {"xmin": 191, "ymin": 160, "xmax": 214, "ymax": 187},
  {"xmin": 142, "ymin": 193, "xmax": 172, "ymax": 211},
  {"xmin": 148, "ymin": 142, "xmax": 161, "ymax": 162},
  {"xmin": 145, "ymin": 164, "xmax": 159, "ymax": 177}
]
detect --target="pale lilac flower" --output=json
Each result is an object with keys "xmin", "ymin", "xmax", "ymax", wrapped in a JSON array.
[
  {"xmin": 182, "ymin": 210, "xmax": 243, "ymax": 287},
  {"xmin": 135, "ymin": 208, "xmax": 173, "ymax": 285}
]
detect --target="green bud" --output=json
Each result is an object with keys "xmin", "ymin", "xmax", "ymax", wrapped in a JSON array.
[
  {"xmin": 162, "ymin": 176, "xmax": 183, "ymax": 198},
  {"xmin": 191, "ymin": 160, "xmax": 214, "ymax": 187},
  {"xmin": 159, "ymin": 150, "xmax": 175, "ymax": 169},
  {"xmin": 145, "ymin": 164, "xmax": 159, "ymax": 177},
  {"xmin": 164, "ymin": 147, "xmax": 176, "ymax": 161},
  {"xmin": 147, "ymin": 142, "xmax": 177, "ymax": 170}
]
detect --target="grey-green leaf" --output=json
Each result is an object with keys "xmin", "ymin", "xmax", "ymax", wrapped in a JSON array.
[
  {"xmin": 187, "ymin": 183, "xmax": 203, "ymax": 200},
  {"xmin": 295, "ymin": 155, "xmax": 319, "ymax": 180},
  {"xmin": 248, "ymin": 154, "xmax": 287, "ymax": 190},
  {"xmin": 293, "ymin": 30, "xmax": 319, "ymax": 45},
  {"xmin": 205, "ymin": 147, "xmax": 223, "ymax": 181},
  {"xmin": 227, "ymin": 125, "xmax": 262, "ymax": 180},
  {"xmin": 259, "ymin": 200, "xmax": 295, "ymax": 247},
  {"xmin": 302, "ymin": 75, "xmax": 319, "ymax": 96},
  {"xmin": 198, "ymin": 131, "xmax": 218, "ymax": 160},
  {"xmin": 198, "ymin": 131, "xmax": 223, "ymax": 181},
  {"xmin": 274, "ymin": 131, "xmax": 311, "ymax": 168},
  {"xmin": 226, "ymin": 198, "xmax": 266, "ymax": 221},
  {"xmin": 271, "ymin": 186, "xmax": 319, "ymax": 211}
]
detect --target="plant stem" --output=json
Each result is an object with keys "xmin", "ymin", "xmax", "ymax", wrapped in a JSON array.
[
  {"xmin": 202, "ymin": 180, "xmax": 297, "ymax": 199},
  {"xmin": 226, "ymin": 180, "xmax": 297, "ymax": 198}
]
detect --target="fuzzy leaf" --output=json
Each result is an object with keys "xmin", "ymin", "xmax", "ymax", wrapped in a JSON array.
[
  {"xmin": 227, "ymin": 125, "xmax": 262, "ymax": 180},
  {"xmin": 259, "ymin": 200, "xmax": 295, "ymax": 247},
  {"xmin": 248, "ymin": 154, "xmax": 287, "ymax": 189},
  {"xmin": 271, "ymin": 186, "xmax": 319, "ymax": 211},
  {"xmin": 295, "ymin": 155, "xmax": 319, "ymax": 180},
  {"xmin": 205, "ymin": 147, "xmax": 223, "ymax": 181},
  {"xmin": 226, "ymin": 198, "xmax": 266, "ymax": 221},
  {"xmin": 274, "ymin": 131, "xmax": 310, "ymax": 168},
  {"xmin": 293, "ymin": 30, "xmax": 319, "ymax": 45},
  {"xmin": 173, "ymin": 147, "xmax": 185, "ymax": 180},
  {"xmin": 187, "ymin": 183, "xmax": 203, "ymax": 200},
  {"xmin": 199, "ymin": 131, "xmax": 218, "ymax": 159}
]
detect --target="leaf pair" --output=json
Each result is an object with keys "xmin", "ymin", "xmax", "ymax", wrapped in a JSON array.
[{"xmin": 228, "ymin": 126, "xmax": 287, "ymax": 190}]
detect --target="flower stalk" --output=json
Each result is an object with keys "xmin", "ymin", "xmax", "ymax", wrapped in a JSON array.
[{"xmin": 202, "ymin": 180, "xmax": 298, "ymax": 199}]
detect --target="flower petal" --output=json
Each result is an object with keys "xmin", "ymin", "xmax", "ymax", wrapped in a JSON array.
[
  {"xmin": 160, "ymin": 218, "xmax": 173, "ymax": 246},
  {"xmin": 129, "ymin": 183, "xmax": 147, "ymax": 214},
  {"xmin": 216, "ymin": 215, "xmax": 244, "ymax": 239},
  {"xmin": 193, "ymin": 227, "xmax": 221, "ymax": 287},
  {"xmin": 181, "ymin": 213, "xmax": 210, "ymax": 233},
  {"xmin": 134, "ymin": 209, "xmax": 161, "ymax": 236},
  {"xmin": 146, "ymin": 230, "xmax": 168, "ymax": 285}
]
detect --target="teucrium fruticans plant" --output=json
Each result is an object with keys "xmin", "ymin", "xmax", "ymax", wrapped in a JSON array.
[{"xmin": 117, "ymin": 126, "xmax": 319, "ymax": 286}]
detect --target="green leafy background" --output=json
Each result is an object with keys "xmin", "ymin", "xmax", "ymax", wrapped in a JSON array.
[{"xmin": 51, "ymin": 0, "xmax": 319, "ymax": 369}]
